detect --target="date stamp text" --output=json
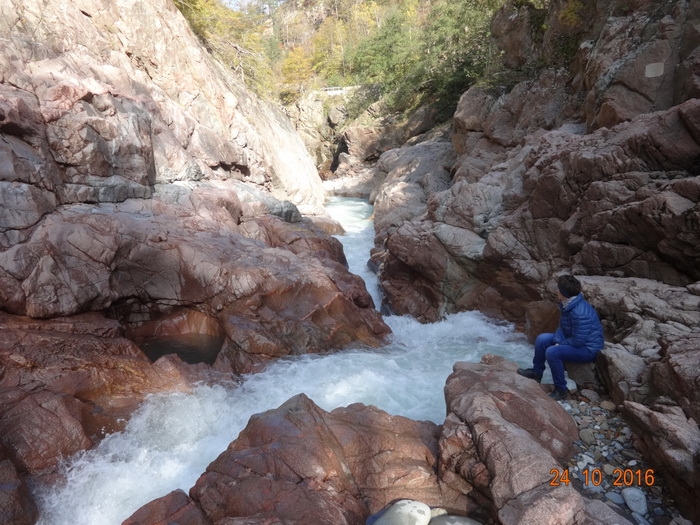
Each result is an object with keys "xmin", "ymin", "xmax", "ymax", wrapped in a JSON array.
[{"xmin": 549, "ymin": 467, "xmax": 655, "ymax": 487}]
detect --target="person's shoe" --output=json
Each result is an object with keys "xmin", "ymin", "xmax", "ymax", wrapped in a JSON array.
[
  {"xmin": 548, "ymin": 387, "xmax": 569, "ymax": 401},
  {"xmin": 517, "ymin": 368, "xmax": 542, "ymax": 383}
]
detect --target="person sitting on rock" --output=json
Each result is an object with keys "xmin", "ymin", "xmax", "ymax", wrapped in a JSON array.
[{"xmin": 518, "ymin": 274, "xmax": 605, "ymax": 401}]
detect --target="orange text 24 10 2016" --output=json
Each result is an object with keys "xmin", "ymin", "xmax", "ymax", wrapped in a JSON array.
[{"xmin": 549, "ymin": 468, "xmax": 655, "ymax": 487}]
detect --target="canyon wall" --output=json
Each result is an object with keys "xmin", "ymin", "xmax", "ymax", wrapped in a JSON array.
[
  {"xmin": 0, "ymin": 1, "xmax": 389, "ymax": 519},
  {"xmin": 327, "ymin": 0, "xmax": 700, "ymax": 520}
]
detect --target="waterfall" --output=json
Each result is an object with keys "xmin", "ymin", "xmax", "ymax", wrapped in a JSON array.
[{"xmin": 34, "ymin": 197, "xmax": 532, "ymax": 525}]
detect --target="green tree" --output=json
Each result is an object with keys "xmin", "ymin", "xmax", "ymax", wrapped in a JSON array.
[
  {"xmin": 416, "ymin": 0, "xmax": 501, "ymax": 116},
  {"xmin": 348, "ymin": 0, "xmax": 503, "ymax": 118},
  {"xmin": 176, "ymin": 0, "xmax": 509, "ymax": 113},
  {"xmin": 350, "ymin": 7, "xmax": 420, "ymax": 89}
]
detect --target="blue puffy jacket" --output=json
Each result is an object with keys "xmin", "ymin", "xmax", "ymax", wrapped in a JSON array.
[{"xmin": 552, "ymin": 293, "xmax": 604, "ymax": 352}]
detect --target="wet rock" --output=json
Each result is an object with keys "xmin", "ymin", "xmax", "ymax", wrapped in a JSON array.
[
  {"xmin": 0, "ymin": 455, "xmax": 38, "ymax": 525},
  {"xmin": 0, "ymin": 312, "xmax": 215, "ymax": 472},
  {"xmin": 122, "ymin": 489, "xmax": 209, "ymax": 525},
  {"xmin": 0, "ymin": 391, "xmax": 92, "ymax": 472},
  {"xmin": 186, "ymin": 394, "xmax": 468, "ymax": 524}
]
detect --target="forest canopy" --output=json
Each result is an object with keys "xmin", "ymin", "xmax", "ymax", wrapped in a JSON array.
[{"xmin": 174, "ymin": 0, "xmax": 544, "ymax": 118}]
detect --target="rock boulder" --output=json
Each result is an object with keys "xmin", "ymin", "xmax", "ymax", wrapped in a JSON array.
[{"xmin": 183, "ymin": 394, "xmax": 469, "ymax": 524}]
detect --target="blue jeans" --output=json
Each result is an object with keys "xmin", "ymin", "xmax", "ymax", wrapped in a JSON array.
[{"xmin": 533, "ymin": 333, "xmax": 599, "ymax": 391}]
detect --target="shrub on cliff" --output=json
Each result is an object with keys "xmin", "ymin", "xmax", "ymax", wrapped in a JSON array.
[{"xmin": 173, "ymin": 0, "xmax": 275, "ymax": 95}]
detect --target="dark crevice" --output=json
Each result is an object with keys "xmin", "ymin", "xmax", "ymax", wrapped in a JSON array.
[
  {"xmin": 139, "ymin": 333, "xmax": 224, "ymax": 365},
  {"xmin": 218, "ymin": 162, "xmax": 250, "ymax": 178},
  {"xmin": 330, "ymin": 138, "xmax": 349, "ymax": 172},
  {"xmin": 107, "ymin": 300, "xmax": 226, "ymax": 365},
  {"xmin": 0, "ymin": 121, "xmax": 27, "ymax": 137}
]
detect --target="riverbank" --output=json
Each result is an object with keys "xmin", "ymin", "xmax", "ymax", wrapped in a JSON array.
[{"xmin": 561, "ymin": 392, "xmax": 689, "ymax": 525}]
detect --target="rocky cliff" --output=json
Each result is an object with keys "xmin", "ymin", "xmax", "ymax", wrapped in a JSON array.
[
  {"xmin": 323, "ymin": 0, "xmax": 700, "ymax": 521},
  {"xmin": 0, "ymin": 0, "xmax": 390, "ymax": 521}
]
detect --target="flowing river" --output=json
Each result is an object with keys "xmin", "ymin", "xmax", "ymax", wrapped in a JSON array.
[{"xmin": 35, "ymin": 197, "xmax": 533, "ymax": 525}]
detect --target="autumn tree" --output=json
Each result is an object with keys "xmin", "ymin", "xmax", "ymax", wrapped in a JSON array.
[
  {"xmin": 176, "ymin": 0, "xmax": 508, "ymax": 115},
  {"xmin": 280, "ymin": 46, "xmax": 315, "ymax": 102},
  {"xmin": 173, "ymin": 0, "xmax": 274, "ymax": 95}
]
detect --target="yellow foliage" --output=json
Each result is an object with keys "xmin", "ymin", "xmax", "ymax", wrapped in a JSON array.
[
  {"xmin": 559, "ymin": 0, "xmax": 584, "ymax": 27},
  {"xmin": 174, "ymin": 0, "xmax": 274, "ymax": 94},
  {"xmin": 350, "ymin": 1, "xmax": 381, "ymax": 37},
  {"xmin": 282, "ymin": 47, "xmax": 314, "ymax": 86},
  {"xmin": 311, "ymin": 18, "xmax": 348, "ymax": 78}
]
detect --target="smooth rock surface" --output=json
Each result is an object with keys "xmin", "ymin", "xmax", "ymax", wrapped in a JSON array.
[
  {"xmin": 373, "ymin": 500, "xmax": 431, "ymax": 525},
  {"xmin": 621, "ymin": 487, "xmax": 648, "ymax": 516}
]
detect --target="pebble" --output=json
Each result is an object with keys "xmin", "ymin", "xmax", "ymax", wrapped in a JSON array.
[
  {"xmin": 561, "ymin": 391, "xmax": 685, "ymax": 524},
  {"xmin": 579, "ymin": 428, "xmax": 596, "ymax": 445},
  {"xmin": 631, "ymin": 512, "xmax": 651, "ymax": 525},
  {"xmin": 606, "ymin": 492, "xmax": 625, "ymax": 505},
  {"xmin": 622, "ymin": 487, "xmax": 648, "ymax": 515},
  {"xmin": 580, "ymin": 389, "xmax": 601, "ymax": 403},
  {"xmin": 600, "ymin": 400, "xmax": 616, "ymax": 410}
]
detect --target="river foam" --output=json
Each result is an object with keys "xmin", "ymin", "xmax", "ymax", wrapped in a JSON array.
[{"xmin": 34, "ymin": 197, "xmax": 533, "ymax": 525}]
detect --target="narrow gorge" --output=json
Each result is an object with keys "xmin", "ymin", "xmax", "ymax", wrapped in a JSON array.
[{"xmin": 1, "ymin": 0, "xmax": 699, "ymax": 524}]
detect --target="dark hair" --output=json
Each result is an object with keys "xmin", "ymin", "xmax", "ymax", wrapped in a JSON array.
[{"xmin": 557, "ymin": 275, "xmax": 581, "ymax": 298}]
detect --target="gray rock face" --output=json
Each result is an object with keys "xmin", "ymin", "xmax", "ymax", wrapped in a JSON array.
[
  {"xmin": 0, "ymin": 0, "xmax": 376, "ymax": 344},
  {"xmin": 285, "ymin": 91, "xmax": 339, "ymax": 171}
]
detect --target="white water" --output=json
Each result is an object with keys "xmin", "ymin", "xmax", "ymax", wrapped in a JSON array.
[
  {"xmin": 325, "ymin": 196, "xmax": 382, "ymax": 309},
  {"xmin": 35, "ymin": 197, "xmax": 533, "ymax": 525}
]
